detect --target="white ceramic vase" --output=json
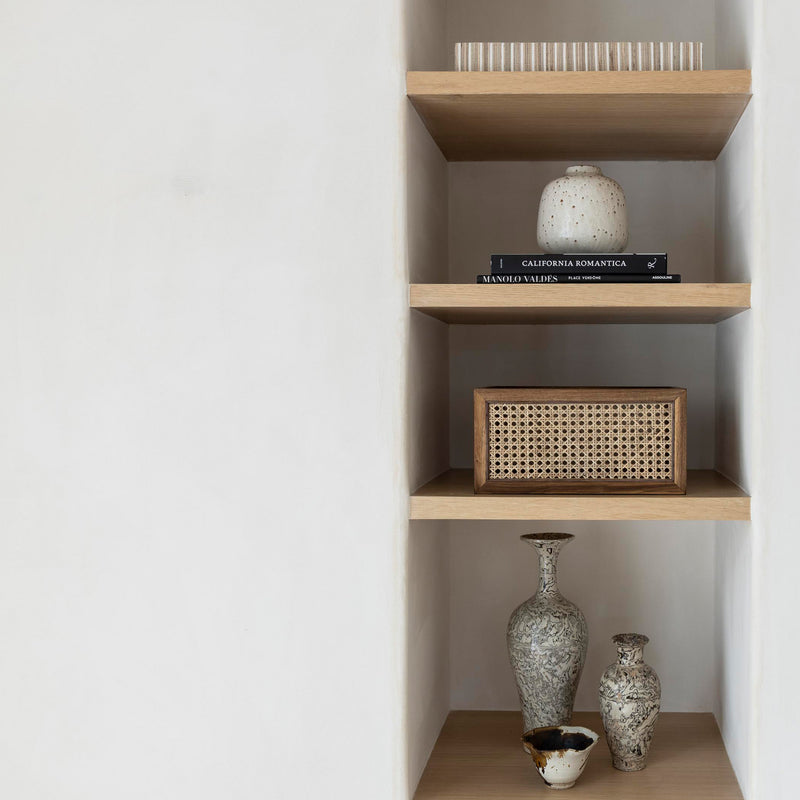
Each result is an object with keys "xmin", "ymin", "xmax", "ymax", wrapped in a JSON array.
[
  {"xmin": 537, "ymin": 165, "xmax": 628, "ymax": 253},
  {"xmin": 599, "ymin": 633, "xmax": 661, "ymax": 771}
]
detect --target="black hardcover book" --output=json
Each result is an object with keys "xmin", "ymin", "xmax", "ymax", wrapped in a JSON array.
[
  {"xmin": 477, "ymin": 273, "xmax": 681, "ymax": 284},
  {"xmin": 490, "ymin": 253, "xmax": 667, "ymax": 275}
]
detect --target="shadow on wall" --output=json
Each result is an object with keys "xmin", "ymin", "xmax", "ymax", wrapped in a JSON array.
[
  {"xmin": 448, "ymin": 162, "xmax": 716, "ymax": 284},
  {"xmin": 448, "ymin": 324, "xmax": 717, "ymax": 470},
  {"xmin": 448, "ymin": 520, "xmax": 717, "ymax": 714}
]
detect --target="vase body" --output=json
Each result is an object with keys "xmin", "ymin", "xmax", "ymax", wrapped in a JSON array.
[
  {"xmin": 537, "ymin": 165, "xmax": 628, "ymax": 253},
  {"xmin": 507, "ymin": 533, "xmax": 588, "ymax": 731},
  {"xmin": 599, "ymin": 633, "xmax": 661, "ymax": 771}
]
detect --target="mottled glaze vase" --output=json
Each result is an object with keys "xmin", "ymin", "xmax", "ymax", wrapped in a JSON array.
[
  {"xmin": 507, "ymin": 533, "xmax": 588, "ymax": 731},
  {"xmin": 599, "ymin": 633, "xmax": 661, "ymax": 771},
  {"xmin": 537, "ymin": 165, "xmax": 628, "ymax": 253}
]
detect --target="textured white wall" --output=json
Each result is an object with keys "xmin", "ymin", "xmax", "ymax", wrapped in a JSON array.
[
  {"xmin": 404, "ymin": 0, "xmax": 450, "ymax": 791},
  {"xmin": 449, "ymin": 162, "xmax": 716, "ymax": 283},
  {"xmin": 446, "ymin": 0, "xmax": 716, "ymax": 68},
  {"xmin": 754, "ymin": 0, "xmax": 800, "ymax": 798},
  {"xmin": 450, "ymin": 521, "xmax": 716, "ymax": 713},
  {"xmin": 714, "ymin": 112, "xmax": 756, "ymax": 798},
  {"xmin": 449, "ymin": 325, "xmax": 717, "ymax": 469},
  {"xmin": 714, "ymin": 0, "xmax": 757, "ymax": 794},
  {"xmin": 0, "ymin": 1, "xmax": 408, "ymax": 798}
]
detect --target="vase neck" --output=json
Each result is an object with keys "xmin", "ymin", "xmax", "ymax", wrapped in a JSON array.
[
  {"xmin": 521, "ymin": 534, "xmax": 573, "ymax": 597},
  {"xmin": 617, "ymin": 645, "xmax": 644, "ymax": 665},
  {"xmin": 613, "ymin": 633, "xmax": 649, "ymax": 666},
  {"xmin": 566, "ymin": 165, "xmax": 602, "ymax": 177},
  {"xmin": 535, "ymin": 541, "xmax": 563, "ymax": 596}
]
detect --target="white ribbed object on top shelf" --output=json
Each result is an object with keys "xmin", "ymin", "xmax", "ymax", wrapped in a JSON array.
[{"xmin": 455, "ymin": 42, "xmax": 703, "ymax": 71}]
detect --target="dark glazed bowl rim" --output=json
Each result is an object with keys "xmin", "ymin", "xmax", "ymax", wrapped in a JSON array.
[{"xmin": 521, "ymin": 724, "xmax": 600, "ymax": 753}]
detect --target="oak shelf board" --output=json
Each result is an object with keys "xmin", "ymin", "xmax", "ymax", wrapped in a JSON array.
[
  {"xmin": 410, "ymin": 283, "xmax": 751, "ymax": 324},
  {"xmin": 415, "ymin": 711, "xmax": 742, "ymax": 800},
  {"xmin": 410, "ymin": 469, "xmax": 750, "ymax": 521},
  {"xmin": 407, "ymin": 70, "xmax": 752, "ymax": 161}
]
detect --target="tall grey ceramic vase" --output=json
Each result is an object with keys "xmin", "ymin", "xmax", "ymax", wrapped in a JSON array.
[
  {"xmin": 507, "ymin": 533, "xmax": 588, "ymax": 731},
  {"xmin": 599, "ymin": 633, "xmax": 661, "ymax": 771}
]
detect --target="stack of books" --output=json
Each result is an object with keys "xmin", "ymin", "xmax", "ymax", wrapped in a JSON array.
[
  {"xmin": 455, "ymin": 42, "xmax": 703, "ymax": 72},
  {"xmin": 478, "ymin": 254, "xmax": 680, "ymax": 284}
]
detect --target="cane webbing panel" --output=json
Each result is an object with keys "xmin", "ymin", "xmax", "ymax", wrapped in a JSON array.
[{"xmin": 487, "ymin": 402, "xmax": 674, "ymax": 481}]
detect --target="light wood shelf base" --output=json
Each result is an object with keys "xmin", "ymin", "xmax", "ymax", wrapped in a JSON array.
[
  {"xmin": 410, "ymin": 469, "xmax": 750, "ymax": 520},
  {"xmin": 415, "ymin": 711, "xmax": 742, "ymax": 799},
  {"xmin": 407, "ymin": 70, "xmax": 752, "ymax": 161},
  {"xmin": 410, "ymin": 283, "xmax": 751, "ymax": 325}
]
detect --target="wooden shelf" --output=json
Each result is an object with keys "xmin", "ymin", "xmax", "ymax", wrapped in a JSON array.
[
  {"xmin": 410, "ymin": 469, "xmax": 750, "ymax": 520},
  {"xmin": 407, "ymin": 70, "xmax": 752, "ymax": 161},
  {"xmin": 410, "ymin": 283, "xmax": 751, "ymax": 324},
  {"xmin": 415, "ymin": 711, "xmax": 742, "ymax": 799}
]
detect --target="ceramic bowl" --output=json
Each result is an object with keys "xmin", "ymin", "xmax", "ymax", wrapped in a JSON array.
[{"xmin": 522, "ymin": 725, "xmax": 599, "ymax": 790}]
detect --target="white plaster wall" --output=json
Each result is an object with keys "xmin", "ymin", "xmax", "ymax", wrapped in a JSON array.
[
  {"xmin": 404, "ymin": 0, "xmax": 450, "ymax": 794},
  {"xmin": 449, "ymin": 162, "xmax": 716, "ymax": 283},
  {"xmin": 406, "ymin": 520, "xmax": 449, "ymax": 794},
  {"xmin": 450, "ymin": 521, "xmax": 716, "ymax": 712},
  {"xmin": 714, "ymin": 0, "xmax": 756, "ymax": 794},
  {"xmin": 754, "ymin": 1, "xmax": 800, "ymax": 798},
  {"xmin": 406, "ymin": 294, "xmax": 449, "ymax": 796},
  {"xmin": 449, "ymin": 325, "xmax": 717, "ymax": 469},
  {"xmin": 714, "ymin": 110, "xmax": 756, "ymax": 798},
  {"xmin": 715, "ymin": 0, "xmax": 754, "ymax": 71},
  {"xmin": 0, "ymin": 2, "xmax": 409, "ymax": 798},
  {"xmin": 446, "ymin": 0, "xmax": 716, "ymax": 68}
]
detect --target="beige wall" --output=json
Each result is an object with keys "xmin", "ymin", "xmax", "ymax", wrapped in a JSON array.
[
  {"xmin": 404, "ymin": 0, "xmax": 450, "ymax": 795},
  {"xmin": 713, "ymin": 0, "xmax": 757, "ymax": 794},
  {"xmin": 450, "ymin": 521, "xmax": 716, "ymax": 713},
  {"xmin": 449, "ymin": 162, "xmax": 716, "ymax": 283},
  {"xmin": 449, "ymin": 324, "xmax": 717, "ymax": 469},
  {"xmin": 753, "ymin": 0, "xmax": 800, "ymax": 797},
  {"xmin": 0, "ymin": 1, "xmax": 411, "ymax": 798},
  {"xmin": 446, "ymin": 0, "xmax": 716, "ymax": 68}
]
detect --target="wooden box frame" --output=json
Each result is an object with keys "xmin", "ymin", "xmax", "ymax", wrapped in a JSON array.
[{"xmin": 474, "ymin": 387, "xmax": 687, "ymax": 495}]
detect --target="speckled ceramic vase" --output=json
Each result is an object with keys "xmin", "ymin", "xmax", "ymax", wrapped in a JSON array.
[
  {"xmin": 507, "ymin": 533, "xmax": 588, "ymax": 732},
  {"xmin": 537, "ymin": 165, "xmax": 628, "ymax": 253},
  {"xmin": 599, "ymin": 633, "xmax": 661, "ymax": 771}
]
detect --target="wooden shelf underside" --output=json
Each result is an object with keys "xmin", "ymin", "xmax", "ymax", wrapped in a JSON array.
[
  {"xmin": 410, "ymin": 283, "xmax": 751, "ymax": 324},
  {"xmin": 415, "ymin": 711, "xmax": 742, "ymax": 800},
  {"xmin": 407, "ymin": 70, "xmax": 752, "ymax": 161},
  {"xmin": 410, "ymin": 470, "xmax": 749, "ymax": 520}
]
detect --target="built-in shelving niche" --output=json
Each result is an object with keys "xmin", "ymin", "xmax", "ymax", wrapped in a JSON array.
[{"xmin": 404, "ymin": 16, "xmax": 753, "ymax": 797}]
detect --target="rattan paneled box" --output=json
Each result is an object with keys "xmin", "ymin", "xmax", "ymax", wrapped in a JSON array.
[{"xmin": 474, "ymin": 388, "xmax": 687, "ymax": 494}]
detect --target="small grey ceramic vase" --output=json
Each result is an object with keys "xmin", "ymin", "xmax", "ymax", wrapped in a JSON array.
[
  {"xmin": 507, "ymin": 533, "xmax": 588, "ymax": 732},
  {"xmin": 537, "ymin": 165, "xmax": 628, "ymax": 253},
  {"xmin": 599, "ymin": 633, "xmax": 661, "ymax": 771}
]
